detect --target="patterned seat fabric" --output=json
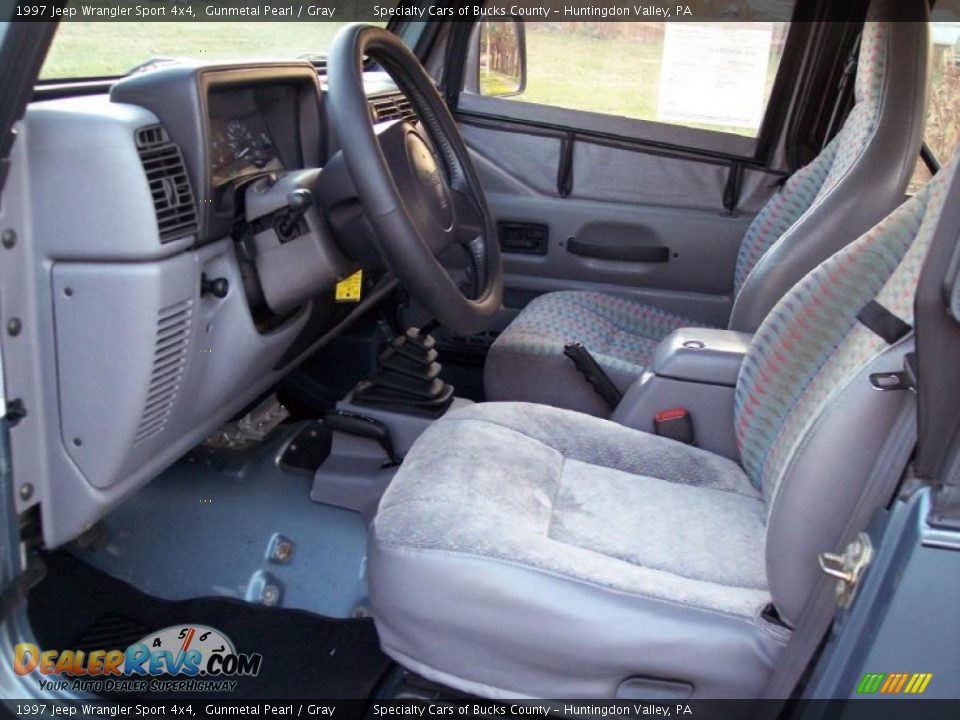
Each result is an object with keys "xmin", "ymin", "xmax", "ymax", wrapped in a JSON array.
[
  {"xmin": 737, "ymin": 153, "xmax": 947, "ymax": 498},
  {"xmin": 732, "ymin": 20, "xmax": 889, "ymax": 291},
  {"xmin": 369, "ymin": 147, "xmax": 958, "ymax": 703},
  {"xmin": 486, "ymin": 20, "xmax": 893, "ymax": 415},
  {"xmin": 492, "ymin": 290, "xmax": 706, "ymax": 376}
]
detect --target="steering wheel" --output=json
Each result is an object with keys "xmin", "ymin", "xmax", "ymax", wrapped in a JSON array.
[{"xmin": 327, "ymin": 24, "xmax": 502, "ymax": 335}]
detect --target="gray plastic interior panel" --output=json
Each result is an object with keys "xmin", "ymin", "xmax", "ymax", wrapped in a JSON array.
[
  {"xmin": 612, "ymin": 373, "xmax": 740, "ymax": 461},
  {"xmin": 43, "ymin": 235, "xmax": 311, "ymax": 542},
  {"xmin": 338, "ymin": 396, "xmax": 474, "ymax": 455},
  {"xmin": 72, "ymin": 423, "xmax": 371, "ymax": 619},
  {"xmin": 310, "ymin": 433, "xmax": 399, "ymax": 522},
  {"xmin": 1, "ymin": 96, "xmax": 390, "ymax": 548},
  {"xmin": 311, "ymin": 397, "xmax": 474, "ymax": 521},
  {"xmin": 52, "ymin": 255, "xmax": 198, "ymax": 487},
  {"xmin": 252, "ymin": 222, "xmax": 352, "ymax": 315},
  {"xmin": 649, "ymin": 328, "xmax": 753, "ymax": 387},
  {"xmin": 459, "ymin": 122, "xmax": 775, "ymax": 327},
  {"xmin": 22, "ymin": 96, "xmax": 194, "ymax": 261},
  {"xmin": 485, "ymin": 192, "xmax": 747, "ymax": 325}
]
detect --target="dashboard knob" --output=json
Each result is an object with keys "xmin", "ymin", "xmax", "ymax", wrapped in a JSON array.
[{"xmin": 201, "ymin": 273, "xmax": 229, "ymax": 299}]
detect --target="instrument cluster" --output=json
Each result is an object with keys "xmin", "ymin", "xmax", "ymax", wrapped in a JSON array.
[{"xmin": 208, "ymin": 96, "xmax": 284, "ymax": 187}]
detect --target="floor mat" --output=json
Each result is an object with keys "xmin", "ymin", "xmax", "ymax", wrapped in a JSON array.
[{"xmin": 28, "ymin": 552, "xmax": 393, "ymax": 699}]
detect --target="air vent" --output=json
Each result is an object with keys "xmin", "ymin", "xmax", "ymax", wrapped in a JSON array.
[
  {"xmin": 135, "ymin": 125, "xmax": 197, "ymax": 244},
  {"xmin": 135, "ymin": 299, "xmax": 193, "ymax": 443},
  {"xmin": 368, "ymin": 92, "xmax": 416, "ymax": 124}
]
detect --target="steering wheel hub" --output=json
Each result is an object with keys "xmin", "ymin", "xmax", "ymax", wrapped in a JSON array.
[{"xmin": 406, "ymin": 131, "xmax": 454, "ymax": 231}]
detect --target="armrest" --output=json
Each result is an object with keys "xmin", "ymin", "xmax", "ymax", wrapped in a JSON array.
[
  {"xmin": 649, "ymin": 328, "xmax": 753, "ymax": 387},
  {"xmin": 611, "ymin": 329, "xmax": 754, "ymax": 460}
]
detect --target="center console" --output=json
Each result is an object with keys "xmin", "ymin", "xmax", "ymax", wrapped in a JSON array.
[
  {"xmin": 612, "ymin": 328, "xmax": 752, "ymax": 460},
  {"xmin": 304, "ymin": 326, "xmax": 470, "ymax": 519}
]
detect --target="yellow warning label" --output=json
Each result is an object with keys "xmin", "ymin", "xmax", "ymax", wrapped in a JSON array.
[{"xmin": 335, "ymin": 269, "xmax": 363, "ymax": 302}]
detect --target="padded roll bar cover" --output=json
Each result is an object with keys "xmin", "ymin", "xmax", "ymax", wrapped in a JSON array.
[
  {"xmin": 729, "ymin": 2, "xmax": 930, "ymax": 332},
  {"xmin": 649, "ymin": 328, "xmax": 753, "ymax": 387}
]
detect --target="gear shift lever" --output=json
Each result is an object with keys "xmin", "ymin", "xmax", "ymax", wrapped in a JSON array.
[{"xmin": 350, "ymin": 325, "xmax": 455, "ymax": 416}]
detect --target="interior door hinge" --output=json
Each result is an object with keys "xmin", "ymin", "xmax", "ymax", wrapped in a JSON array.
[{"xmin": 818, "ymin": 532, "xmax": 874, "ymax": 609}]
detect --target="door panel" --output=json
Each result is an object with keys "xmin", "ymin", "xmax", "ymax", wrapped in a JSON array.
[{"xmin": 460, "ymin": 121, "xmax": 779, "ymax": 329}]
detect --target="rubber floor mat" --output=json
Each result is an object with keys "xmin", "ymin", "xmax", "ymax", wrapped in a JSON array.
[{"xmin": 27, "ymin": 551, "xmax": 393, "ymax": 699}]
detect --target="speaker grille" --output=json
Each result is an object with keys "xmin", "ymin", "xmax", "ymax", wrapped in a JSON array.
[{"xmin": 135, "ymin": 299, "xmax": 193, "ymax": 443}]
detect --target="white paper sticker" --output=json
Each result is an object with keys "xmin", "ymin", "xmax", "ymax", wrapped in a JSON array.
[{"xmin": 657, "ymin": 23, "xmax": 774, "ymax": 131}]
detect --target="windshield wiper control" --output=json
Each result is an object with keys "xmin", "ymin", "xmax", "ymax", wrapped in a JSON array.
[{"xmin": 277, "ymin": 188, "xmax": 314, "ymax": 239}]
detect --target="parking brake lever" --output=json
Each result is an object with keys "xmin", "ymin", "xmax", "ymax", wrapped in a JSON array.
[{"xmin": 563, "ymin": 342, "xmax": 624, "ymax": 411}]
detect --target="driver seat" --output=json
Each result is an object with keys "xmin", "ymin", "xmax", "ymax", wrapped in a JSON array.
[
  {"xmin": 367, "ymin": 153, "xmax": 958, "ymax": 698},
  {"xmin": 484, "ymin": 7, "xmax": 929, "ymax": 416}
]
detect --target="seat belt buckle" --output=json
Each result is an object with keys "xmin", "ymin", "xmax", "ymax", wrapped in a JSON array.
[
  {"xmin": 868, "ymin": 352, "xmax": 918, "ymax": 393},
  {"xmin": 654, "ymin": 408, "xmax": 695, "ymax": 445}
]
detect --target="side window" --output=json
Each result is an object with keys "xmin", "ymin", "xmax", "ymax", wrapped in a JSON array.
[
  {"xmin": 909, "ymin": 20, "xmax": 960, "ymax": 192},
  {"xmin": 470, "ymin": 20, "xmax": 791, "ymax": 139}
]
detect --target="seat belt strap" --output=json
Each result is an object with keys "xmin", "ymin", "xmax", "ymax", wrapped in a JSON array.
[
  {"xmin": 822, "ymin": 32, "xmax": 861, "ymax": 151},
  {"xmin": 761, "ymin": 392, "xmax": 917, "ymax": 705},
  {"xmin": 857, "ymin": 300, "xmax": 913, "ymax": 344}
]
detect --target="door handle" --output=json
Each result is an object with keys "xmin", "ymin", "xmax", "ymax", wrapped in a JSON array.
[{"xmin": 566, "ymin": 238, "xmax": 669, "ymax": 263}]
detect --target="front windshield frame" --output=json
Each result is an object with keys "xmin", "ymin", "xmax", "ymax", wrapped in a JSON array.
[{"xmin": 36, "ymin": 17, "xmax": 397, "ymax": 83}]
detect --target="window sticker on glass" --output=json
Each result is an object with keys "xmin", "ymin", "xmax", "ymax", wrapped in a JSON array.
[{"xmin": 657, "ymin": 23, "xmax": 776, "ymax": 131}]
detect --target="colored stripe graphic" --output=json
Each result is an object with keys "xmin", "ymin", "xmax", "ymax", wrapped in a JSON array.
[
  {"xmin": 906, "ymin": 673, "xmax": 933, "ymax": 694},
  {"xmin": 857, "ymin": 673, "xmax": 885, "ymax": 694},
  {"xmin": 857, "ymin": 672, "xmax": 932, "ymax": 694}
]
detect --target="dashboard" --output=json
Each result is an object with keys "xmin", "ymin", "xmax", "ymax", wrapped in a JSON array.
[
  {"xmin": 8, "ymin": 60, "xmax": 405, "ymax": 548},
  {"xmin": 111, "ymin": 63, "xmax": 324, "ymax": 242}
]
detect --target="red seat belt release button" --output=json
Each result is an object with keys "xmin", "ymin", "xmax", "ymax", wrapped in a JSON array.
[{"xmin": 653, "ymin": 408, "xmax": 695, "ymax": 445}]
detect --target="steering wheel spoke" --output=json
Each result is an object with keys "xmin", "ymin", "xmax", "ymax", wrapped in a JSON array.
[
  {"xmin": 451, "ymin": 189, "xmax": 485, "ymax": 247},
  {"xmin": 327, "ymin": 24, "xmax": 502, "ymax": 334}
]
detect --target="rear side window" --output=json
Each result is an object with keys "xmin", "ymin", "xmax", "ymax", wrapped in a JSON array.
[
  {"xmin": 910, "ymin": 19, "xmax": 960, "ymax": 191},
  {"xmin": 477, "ymin": 20, "xmax": 791, "ymax": 138}
]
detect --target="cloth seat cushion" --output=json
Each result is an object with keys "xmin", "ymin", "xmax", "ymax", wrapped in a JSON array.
[
  {"xmin": 484, "ymin": 291, "xmax": 708, "ymax": 416},
  {"xmin": 369, "ymin": 402, "xmax": 787, "ymax": 699}
]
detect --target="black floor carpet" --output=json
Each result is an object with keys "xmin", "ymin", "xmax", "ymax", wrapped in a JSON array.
[{"xmin": 28, "ymin": 552, "xmax": 393, "ymax": 699}]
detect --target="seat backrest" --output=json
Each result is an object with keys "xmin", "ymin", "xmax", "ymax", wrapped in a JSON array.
[
  {"xmin": 729, "ymin": 0, "xmax": 929, "ymax": 333},
  {"xmin": 733, "ymin": 151, "xmax": 957, "ymax": 626}
]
